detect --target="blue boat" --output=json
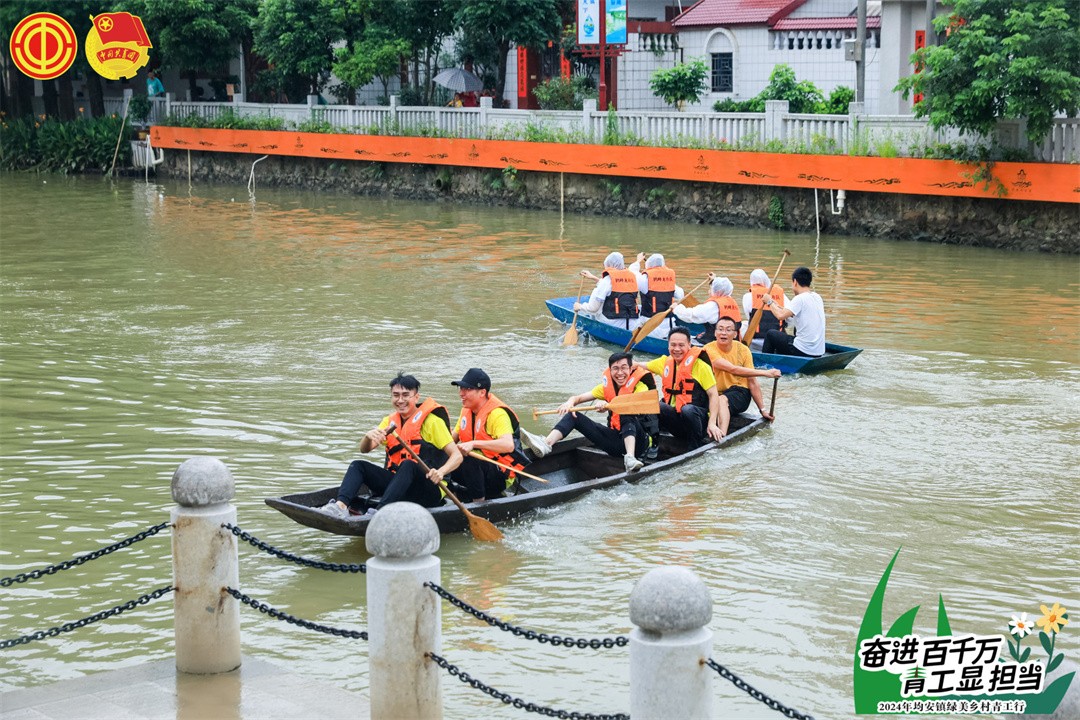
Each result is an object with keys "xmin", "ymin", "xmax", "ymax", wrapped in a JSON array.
[{"xmin": 546, "ymin": 296, "xmax": 862, "ymax": 375}]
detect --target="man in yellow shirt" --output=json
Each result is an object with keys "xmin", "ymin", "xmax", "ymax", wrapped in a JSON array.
[
  {"xmin": 451, "ymin": 368, "xmax": 531, "ymax": 502},
  {"xmin": 522, "ymin": 352, "xmax": 659, "ymax": 473},
  {"xmin": 702, "ymin": 316, "xmax": 780, "ymax": 437},
  {"xmin": 640, "ymin": 327, "xmax": 724, "ymax": 449},
  {"xmin": 322, "ymin": 373, "xmax": 462, "ymax": 518}
]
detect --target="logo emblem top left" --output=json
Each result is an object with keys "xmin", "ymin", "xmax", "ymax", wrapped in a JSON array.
[{"xmin": 9, "ymin": 13, "xmax": 78, "ymax": 80}]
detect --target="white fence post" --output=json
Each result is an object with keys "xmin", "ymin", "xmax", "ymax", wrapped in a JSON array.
[
  {"xmin": 764, "ymin": 99, "xmax": 788, "ymax": 146},
  {"xmin": 389, "ymin": 93, "xmax": 400, "ymax": 132},
  {"xmin": 170, "ymin": 457, "xmax": 241, "ymax": 675},
  {"xmin": 480, "ymin": 95, "xmax": 492, "ymax": 137},
  {"xmin": 583, "ymin": 98, "xmax": 598, "ymax": 142},
  {"xmin": 367, "ymin": 503, "xmax": 443, "ymax": 720},
  {"xmin": 847, "ymin": 101, "xmax": 865, "ymax": 154},
  {"xmin": 629, "ymin": 567, "xmax": 714, "ymax": 719}
]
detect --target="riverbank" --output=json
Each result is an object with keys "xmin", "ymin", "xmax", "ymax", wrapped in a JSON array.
[{"xmin": 158, "ymin": 151, "xmax": 1078, "ymax": 253}]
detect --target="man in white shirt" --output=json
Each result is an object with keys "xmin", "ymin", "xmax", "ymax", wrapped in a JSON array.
[{"xmin": 761, "ymin": 266, "xmax": 826, "ymax": 357}]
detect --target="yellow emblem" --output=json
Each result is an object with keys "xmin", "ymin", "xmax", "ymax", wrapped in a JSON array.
[{"xmin": 85, "ymin": 12, "xmax": 152, "ymax": 80}]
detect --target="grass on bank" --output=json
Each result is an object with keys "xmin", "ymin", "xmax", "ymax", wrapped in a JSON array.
[{"xmin": 1, "ymin": 113, "xmax": 134, "ymax": 173}]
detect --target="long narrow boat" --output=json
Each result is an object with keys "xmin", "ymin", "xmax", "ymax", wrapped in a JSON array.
[
  {"xmin": 266, "ymin": 415, "xmax": 767, "ymax": 536},
  {"xmin": 546, "ymin": 296, "xmax": 862, "ymax": 375}
]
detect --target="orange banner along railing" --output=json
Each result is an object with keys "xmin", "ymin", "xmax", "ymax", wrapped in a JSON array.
[{"xmin": 151, "ymin": 127, "xmax": 1080, "ymax": 205}]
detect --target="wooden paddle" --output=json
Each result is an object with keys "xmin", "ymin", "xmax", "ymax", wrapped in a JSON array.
[
  {"xmin": 768, "ymin": 376, "xmax": 779, "ymax": 418},
  {"xmin": 467, "ymin": 451, "xmax": 550, "ymax": 485},
  {"xmin": 742, "ymin": 250, "xmax": 791, "ymax": 347},
  {"xmin": 561, "ymin": 276, "xmax": 586, "ymax": 346},
  {"xmin": 386, "ymin": 427, "xmax": 503, "ymax": 541},
  {"xmin": 532, "ymin": 391, "xmax": 660, "ymax": 419},
  {"xmin": 624, "ymin": 276, "xmax": 711, "ymax": 351}
]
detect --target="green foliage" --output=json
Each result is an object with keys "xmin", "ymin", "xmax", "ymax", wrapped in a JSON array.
[
  {"xmin": 603, "ymin": 107, "xmax": 621, "ymax": 145},
  {"xmin": 767, "ymin": 195, "xmax": 785, "ymax": 229},
  {"xmin": 133, "ymin": 0, "xmax": 257, "ymax": 77},
  {"xmin": 600, "ymin": 178, "xmax": 622, "ymax": 197},
  {"xmin": 163, "ymin": 110, "xmax": 287, "ymax": 131},
  {"xmin": 334, "ymin": 30, "xmax": 410, "ymax": 100},
  {"xmin": 712, "ymin": 65, "xmax": 837, "ymax": 114},
  {"xmin": 649, "ymin": 59, "xmax": 708, "ymax": 109},
  {"xmin": 254, "ymin": 0, "xmax": 342, "ymax": 96},
  {"xmin": 454, "ymin": 0, "xmax": 562, "ymax": 103},
  {"xmin": 895, "ymin": 0, "xmax": 1080, "ymax": 143},
  {"xmin": 127, "ymin": 95, "xmax": 153, "ymax": 123},
  {"xmin": 822, "ymin": 86, "xmax": 856, "ymax": 115},
  {"xmin": 531, "ymin": 76, "xmax": 597, "ymax": 110},
  {"xmin": 646, "ymin": 187, "xmax": 676, "ymax": 204},
  {"xmin": 295, "ymin": 115, "xmax": 335, "ymax": 133},
  {"xmin": 0, "ymin": 114, "xmax": 132, "ymax": 173}
]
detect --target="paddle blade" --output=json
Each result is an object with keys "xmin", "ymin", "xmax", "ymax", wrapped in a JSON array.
[
  {"xmin": 625, "ymin": 311, "xmax": 669, "ymax": 350},
  {"xmin": 561, "ymin": 324, "xmax": 579, "ymax": 346},
  {"xmin": 606, "ymin": 391, "xmax": 660, "ymax": 416},
  {"xmin": 680, "ymin": 294, "xmax": 701, "ymax": 309},
  {"xmin": 467, "ymin": 513, "xmax": 504, "ymax": 541}
]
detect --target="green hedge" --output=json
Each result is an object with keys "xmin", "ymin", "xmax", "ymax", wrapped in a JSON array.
[{"xmin": 1, "ymin": 114, "xmax": 133, "ymax": 173}]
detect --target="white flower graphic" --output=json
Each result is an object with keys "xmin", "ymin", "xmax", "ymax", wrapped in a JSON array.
[{"xmin": 1009, "ymin": 613, "xmax": 1034, "ymax": 638}]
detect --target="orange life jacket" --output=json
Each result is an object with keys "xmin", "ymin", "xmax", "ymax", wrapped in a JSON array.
[
  {"xmin": 748, "ymin": 283, "xmax": 786, "ymax": 337},
  {"xmin": 602, "ymin": 268, "xmax": 640, "ymax": 320},
  {"xmin": 640, "ymin": 266, "xmax": 677, "ymax": 317},
  {"xmin": 601, "ymin": 366, "xmax": 653, "ymax": 430},
  {"xmin": 701, "ymin": 294, "xmax": 742, "ymax": 344},
  {"xmin": 457, "ymin": 393, "xmax": 527, "ymax": 481},
  {"xmin": 384, "ymin": 398, "xmax": 450, "ymax": 472},
  {"xmin": 661, "ymin": 348, "xmax": 709, "ymax": 412}
]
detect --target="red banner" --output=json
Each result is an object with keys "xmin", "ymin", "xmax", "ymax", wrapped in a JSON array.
[{"xmin": 94, "ymin": 12, "xmax": 152, "ymax": 47}]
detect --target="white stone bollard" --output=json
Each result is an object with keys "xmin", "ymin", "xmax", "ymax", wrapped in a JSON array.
[
  {"xmin": 629, "ymin": 567, "xmax": 714, "ymax": 719},
  {"xmin": 171, "ymin": 457, "xmax": 241, "ymax": 674},
  {"xmin": 366, "ymin": 503, "xmax": 443, "ymax": 720}
]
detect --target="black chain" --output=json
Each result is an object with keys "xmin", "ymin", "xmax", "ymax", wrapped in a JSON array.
[
  {"xmin": 224, "ymin": 586, "xmax": 367, "ymax": 640},
  {"xmin": 428, "ymin": 651, "xmax": 628, "ymax": 720},
  {"xmin": 425, "ymin": 582, "xmax": 628, "ymax": 650},
  {"xmin": 222, "ymin": 523, "xmax": 365, "ymax": 573},
  {"xmin": 1, "ymin": 522, "xmax": 171, "ymax": 587},
  {"xmin": 706, "ymin": 658, "xmax": 815, "ymax": 720},
  {"xmin": 1, "ymin": 585, "xmax": 175, "ymax": 649}
]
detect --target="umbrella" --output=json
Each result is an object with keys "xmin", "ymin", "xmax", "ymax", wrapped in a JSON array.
[{"xmin": 433, "ymin": 68, "xmax": 483, "ymax": 94}]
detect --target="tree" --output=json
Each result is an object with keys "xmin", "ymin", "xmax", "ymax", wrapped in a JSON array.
[
  {"xmin": 649, "ymin": 59, "xmax": 707, "ymax": 110},
  {"xmin": 133, "ymin": 0, "xmax": 257, "ymax": 99},
  {"xmin": 333, "ymin": 30, "xmax": 409, "ymax": 101},
  {"xmin": 895, "ymin": 0, "xmax": 1080, "ymax": 143},
  {"xmin": 374, "ymin": 0, "xmax": 455, "ymax": 104},
  {"xmin": 453, "ymin": 0, "xmax": 563, "ymax": 105},
  {"xmin": 253, "ymin": 0, "xmax": 341, "ymax": 97}
]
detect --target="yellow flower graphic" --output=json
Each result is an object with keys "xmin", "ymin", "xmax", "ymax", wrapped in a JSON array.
[{"xmin": 1036, "ymin": 603, "xmax": 1069, "ymax": 634}]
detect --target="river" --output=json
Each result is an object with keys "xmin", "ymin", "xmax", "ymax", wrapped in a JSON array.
[{"xmin": 1, "ymin": 172, "xmax": 1077, "ymax": 718}]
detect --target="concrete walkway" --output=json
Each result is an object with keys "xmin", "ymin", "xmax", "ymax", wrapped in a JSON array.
[{"xmin": 1, "ymin": 656, "xmax": 369, "ymax": 720}]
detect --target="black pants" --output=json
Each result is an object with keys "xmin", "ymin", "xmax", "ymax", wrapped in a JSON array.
[
  {"xmin": 452, "ymin": 456, "xmax": 510, "ymax": 502},
  {"xmin": 336, "ymin": 459, "xmax": 443, "ymax": 509},
  {"xmin": 552, "ymin": 412, "xmax": 648, "ymax": 459},
  {"xmin": 762, "ymin": 330, "xmax": 819, "ymax": 357},
  {"xmin": 721, "ymin": 385, "xmax": 751, "ymax": 415},
  {"xmin": 659, "ymin": 403, "xmax": 710, "ymax": 449}
]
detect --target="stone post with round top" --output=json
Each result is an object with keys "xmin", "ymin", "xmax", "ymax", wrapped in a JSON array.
[
  {"xmin": 170, "ymin": 456, "xmax": 241, "ymax": 674},
  {"xmin": 366, "ymin": 502, "xmax": 443, "ymax": 719},
  {"xmin": 629, "ymin": 566, "xmax": 714, "ymax": 719}
]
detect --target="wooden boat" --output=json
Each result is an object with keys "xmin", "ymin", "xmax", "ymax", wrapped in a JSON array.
[
  {"xmin": 546, "ymin": 296, "xmax": 862, "ymax": 375},
  {"xmin": 266, "ymin": 415, "xmax": 767, "ymax": 536}
]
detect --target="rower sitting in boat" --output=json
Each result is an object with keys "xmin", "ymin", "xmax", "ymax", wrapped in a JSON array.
[
  {"xmin": 742, "ymin": 268, "xmax": 787, "ymax": 352},
  {"xmin": 637, "ymin": 327, "xmax": 724, "ymax": 449},
  {"xmin": 521, "ymin": 352, "xmax": 660, "ymax": 473},
  {"xmin": 672, "ymin": 274, "xmax": 742, "ymax": 344},
  {"xmin": 761, "ymin": 266, "xmax": 826, "ymax": 358},
  {"xmin": 451, "ymin": 368, "xmax": 532, "ymax": 502},
  {"xmin": 320, "ymin": 373, "xmax": 462, "ymax": 519},
  {"xmin": 575, "ymin": 251, "xmax": 640, "ymax": 330},
  {"xmin": 628, "ymin": 252, "xmax": 685, "ymax": 340},
  {"xmin": 701, "ymin": 316, "xmax": 781, "ymax": 437}
]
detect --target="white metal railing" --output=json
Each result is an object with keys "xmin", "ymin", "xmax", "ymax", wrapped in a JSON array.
[{"xmin": 141, "ymin": 93, "xmax": 1078, "ymax": 163}]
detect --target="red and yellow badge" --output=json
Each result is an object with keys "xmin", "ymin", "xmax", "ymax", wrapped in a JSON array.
[
  {"xmin": 8, "ymin": 13, "xmax": 78, "ymax": 80},
  {"xmin": 85, "ymin": 12, "xmax": 152, "ymax": 80}
]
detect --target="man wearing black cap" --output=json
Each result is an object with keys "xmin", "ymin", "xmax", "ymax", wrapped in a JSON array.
[{"xmin": 451, "ymin": 368, "xmax": 531, "ymax": 502}]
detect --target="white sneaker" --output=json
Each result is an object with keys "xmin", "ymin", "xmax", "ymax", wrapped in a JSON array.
[
  {"xmin": 624, "ymin": 454, "xmax": 644, "ymax": 473},
  {"xmin": 520, "ymin": 429, "xmax": 552, "ymax": 458},
  {"xmin": 320, "ymin": 500, "xmax": 349, "ymax": 519}
]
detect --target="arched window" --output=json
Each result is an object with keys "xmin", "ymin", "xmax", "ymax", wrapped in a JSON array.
[{"xmin": 706, "ymin": 32, "xmax": 734, "ymax": 93}]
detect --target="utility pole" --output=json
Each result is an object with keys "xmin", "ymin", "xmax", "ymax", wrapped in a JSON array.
[
  {"xmin": 855, "ymin": 0, "xmax": 866, "ymax": 103},
  {"xmin": 599, "ymin": 0, "xmax": 608, "ymax": 110},
  {"xmin": 926, "ymin": 0, "xmax": 937, "ymax": 46}
]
